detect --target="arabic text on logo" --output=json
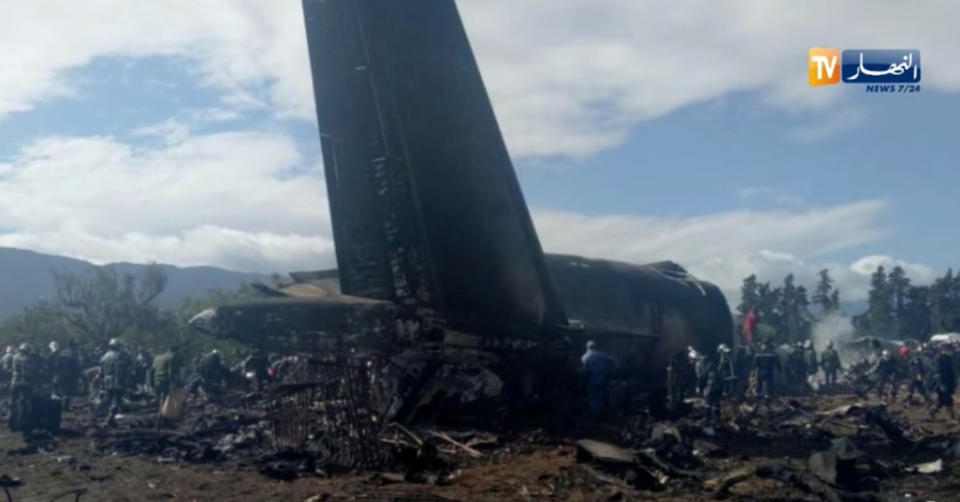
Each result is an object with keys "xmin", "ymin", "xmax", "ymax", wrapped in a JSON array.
[
  {"xmin": 841, "ymin": 49, "xmax": 920, "ymax": 83},
  {"xmin": 808, "ymin": 48, "xmax": 920, "ymax": 87}
]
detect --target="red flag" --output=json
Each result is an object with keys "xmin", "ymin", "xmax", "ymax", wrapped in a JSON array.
[{"xmin": 742, "ymin": 308, "xmax": 756, "ymax": 345}]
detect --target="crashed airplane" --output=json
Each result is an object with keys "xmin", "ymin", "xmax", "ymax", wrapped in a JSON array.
[{"xmin": 191, "ymin": 0, "xmax": 733, "ymax": 419}]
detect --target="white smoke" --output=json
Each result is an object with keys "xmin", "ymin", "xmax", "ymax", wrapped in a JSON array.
[{"xmin": 811, "ymin": 313, "xmax": 856, "ymax": 365}]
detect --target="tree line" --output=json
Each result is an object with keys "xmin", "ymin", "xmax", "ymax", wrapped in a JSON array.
[
  {"xmin": 736, "ymin": 265, "xmax": 960, "ymax": 345},
  {"xmin": 852, "ymin": 266, "xmax": 960, "ymax": 340}
]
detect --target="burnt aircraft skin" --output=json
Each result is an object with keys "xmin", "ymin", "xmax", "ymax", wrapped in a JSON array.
[
  {"xmin": 193, "ymin": 254, "xmax": 732, "ymax": 391},
  {"xmin": 192, "ymin": 0, "xmax": 733, "ymax": 409}
]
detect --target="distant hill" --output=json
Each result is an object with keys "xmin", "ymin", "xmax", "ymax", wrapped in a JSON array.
[{"xmin": 0, "ymin": 247, "xmax": 269, "ymax": 320}]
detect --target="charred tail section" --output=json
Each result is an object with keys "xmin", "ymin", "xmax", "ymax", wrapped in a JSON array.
[{"xmin": 303, "ymin": 0, "xmax": 567, "ymax": 337}]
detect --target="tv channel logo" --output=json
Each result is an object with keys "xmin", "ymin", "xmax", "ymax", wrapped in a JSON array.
[
  {"xmin": 841, "ymin": 49, "xmax": 920, "ymax": 83},
  {"xmin": 808, "ymin": 47, "xmax": 840, "ymax": 86},
  {"xmin": 809, "ymin": 48, "xmax": 921, "ymax": 86}
]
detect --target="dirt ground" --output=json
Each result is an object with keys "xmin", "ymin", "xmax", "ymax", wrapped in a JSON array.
[{"xmin": 1, "ymin": 394, "xmax": 959, "ymax": 502}]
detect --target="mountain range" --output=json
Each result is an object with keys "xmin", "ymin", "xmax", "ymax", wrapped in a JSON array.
[{"xmin": 0, "ymin": 247, "xmax": 268, "ymax": 320}]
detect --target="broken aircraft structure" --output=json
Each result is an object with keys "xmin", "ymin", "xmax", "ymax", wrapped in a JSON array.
[{"xmin": 191, "ymin": 0, "xmax": 733, "ymax": 421}]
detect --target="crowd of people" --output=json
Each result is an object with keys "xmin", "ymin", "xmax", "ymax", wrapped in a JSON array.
[
  {"xmin": 581, "ymin": 336, "xmax": 960, "ymax": 422},
  {"xmin": 0, "ymin": 338, "xmax": 293, "ymax": 433}
]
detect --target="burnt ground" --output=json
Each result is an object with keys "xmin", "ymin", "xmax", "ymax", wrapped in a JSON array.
[{"xmin": 1, "ymin": 394, "xmax": 959, "ymax": 502}]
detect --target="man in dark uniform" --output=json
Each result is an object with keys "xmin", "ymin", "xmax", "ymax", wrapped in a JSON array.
[
  {"xmin": 905, "ymin": 351, "xmax": 929, "ymax": 405},
  {"xmin": 788, "ymin": 342, "xmax": 808, "ymax": 386},
  {"xmin": 9, "ymin": 343, "xmax": 40, "ymax": 431},
  {"xmin": 581, "ymin": 340, "xmax": 616, "ymax": 418},
  {"xmin": 99, "ymin": 338, "xmax": 131, "ymax": 425},
  {"xmin": 0, "ymin": 346, "xmax": 14, "ymax": 393},
  {"xmin": 51, "ymin": 339, "xmax": 82, "ymax": 410},
  {"xmin": 666, "ymin": 349, "xmax": 695, "ymax": 414},
  {"xmin": 197, "ymin": 349, "xmax": 229, "ymax": 395},
  {"xmin": 243, "ymin": 349, "xmax": 270, "ymax": 391},
  {"xmin": 931, "ymin": 344, "xmax": 956, "ymax": 419},
  {"xmin": 871, "ymin": 350, "xmax": 898, "ymax": 400},
  {"xmin": 702, "ymin": 357, "xmax": 724, "ymax": 421},
  {"xmin": 804, "ymin": 341, "xmax": 818, "ymax": 380},
  {"xmin": 754, "ymin": 341, "xmax": 780, "ymax": 402},
  {"xmin": 733, "ymin": 344, "xmax": 753, "ymax": 399},
  {"xmin": 820, "ymin": 341, "xmax": 841, "ymax": 388},
  {"xmin": 717, "ymin": 343, "xmax": 737, "ymax": 398}
]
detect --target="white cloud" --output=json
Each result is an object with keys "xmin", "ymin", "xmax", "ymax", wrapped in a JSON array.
[
  {"xmin": 738, "ymin": 186, "xmax": 806, "ymax": 207},
  {"xmin": 0, "ymin": 131, "xmax": 332, "ymax": 272},
  {"xmin": 1, "ymin": 1, "xmax": 958, "ymax": 158},
  {"xmin": 530, "ymin": 201, "xmax": 927, "ymax": 304},
  {"xmin": 0, "ymin": 129, "xmax": 936, "ymax": 305}
]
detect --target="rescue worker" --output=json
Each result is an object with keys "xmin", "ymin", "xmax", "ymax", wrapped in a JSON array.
[
  {"xmin": 702, "ymin": 357, "xmax": 723, "ymax": 421},
  {"xmin": 242, "ymin": 349, "xmax": 270, "ymax": 391},
  {"xmin": 0, "ymin": 346, "xmax": 14, "ymax": 392},
  {"xmin": 931, "ymin": 344, "xmax": 956, "ymax": 419},
  {"xmin": 820, "ymin": 341, "xmax": 841, "ymax": 388},
  {"xmin": 717, "ymin": 343, "xmax": 737, "ymax": 397},
  {"xmin": 134, "ymin": 349, "xmax": 153, "ymax": 393},
  {"xmin": 871, "ymin": 350, "xmax": 898, "ymax": 400},
  {"xmin": 733, "ymin": 344, "xmax": 753, "ymax": 399},
  {"xmin": 99, "ymin": 338, "xmax": 131, "ymax": 425},
  {"xmin": 906, "ymin": 351, "xmax": 928, "ymax": 405},
  {"xmin": 152, "ymin": 347, "xmax": 182, "ymax": 408},
  {"xmin": 803, "ymin": 340, "xmax": 818, "ymax": 379},
  {"xmin": 666, "ymin": 349, "xmax": 695, "ymax": 413},
  {"xmin": 691, "ymin": 348, "xmax": 707, "ymax": 395},
  {"xmin": 753, "ymin": 341, "xmax": 780, "ymax": 401},
  {"xmin": 788, "ymin": 342, "xmax": 808, "ymax": 386},
  {"xmin": 51, "ymin": 339, "xmax": 82, "ymax": 410},
  {"xmin": 197, "ymin": 349, "xmax": 229, "ymax": 395},
  {"xmin": 581, "ymin": 340, "xmax": 616, "ymax": 418},
  {"xmin": 9, "ymin": 343, "xmax": 40, "ymax": 431}
]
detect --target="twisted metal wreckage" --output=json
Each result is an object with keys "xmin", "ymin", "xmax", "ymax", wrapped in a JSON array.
[{"xmin": 189, "ymin": 0, "xmax": 734, "ymax": 465}]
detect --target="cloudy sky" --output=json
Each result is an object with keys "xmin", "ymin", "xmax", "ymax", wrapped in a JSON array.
[{"xmin": 0, "ymin": 1, "xmax": 957, "ymax": 306}]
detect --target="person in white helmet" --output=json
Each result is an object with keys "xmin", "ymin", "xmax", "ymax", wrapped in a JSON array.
[{"xmin": 99, "ymin": 338, "xmax": 132, "ymax": 425}]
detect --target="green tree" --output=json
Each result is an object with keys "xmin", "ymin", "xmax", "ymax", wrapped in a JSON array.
[
  {"xmin": 51, "ymin": 264, "xmax": 168, "ymax": 346},
  {"xmin": 856, "ymin": 265, "xmax": 895, "ymax": 338},
  {"xmin": 813, "ymin": 268, "xmax": 841, "ymax": 316},
  {"xmin": 930, "ymin": 269, "xmax": 959, "ymax": 333},
  {"xmin": 887, "ymin": 266, "xmax": 911, "ymax": 337}
]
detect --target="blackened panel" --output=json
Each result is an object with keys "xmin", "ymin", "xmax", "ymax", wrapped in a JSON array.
[{"xmin": 303, "ymin": 0, "xmax": 567, "ymax": 333}]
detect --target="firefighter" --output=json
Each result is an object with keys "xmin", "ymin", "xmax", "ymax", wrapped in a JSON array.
[
  {"xmin": 931, "ymin": 344, "xmax": 956, "ymax": 419},
  {"xmin": 9, "ymin": 343, "xmax": 40, "ymax": 431},
  {"xmin": 99, "ymin": 338, "xmax": 131, "ymax": 425},
  {"xmin": 753, "ymin": 341, "xmax": 780, "ymax": 401},
  {"xmin": 581, "ymin": 340, "xmax": 616, "ymax": 418},
  {"xmin": 242, "ymin": 349, "xmax": 270, "ymax": 392},
  {"xmin": 820, "ymin": 341, "xmax": 841, "ymax": 388},
  {"xmin": 871, "ymin": 350, "xmax": 898, "ymax": 400},
  {"xmin": 51, "ymin": 339, "xmax": 82, "ymax": 410},
  {"xmin": 666, "ymin": 349, "xmax": 695, "ymax": 413},
  {"xmin": 717, "ymin": 343, "xmax": 737, "ymax": 397},
  {"xmin": 702, "ymin": 357, "xmax": 724, "ymax": 421},
  {"xmin": 0, "ymin": 346, "xmax": 14, "ymax": 392},
  {"xmin": 197, "ymin": 349, "xmax": 229, "ymax": 395},
  {"xmin": 804, "ymin": 340, "xmax": 818, "ymax": 379},
  {"xmin": 906, "ymin": 351, "xmax": 929, "ymax": 405}
]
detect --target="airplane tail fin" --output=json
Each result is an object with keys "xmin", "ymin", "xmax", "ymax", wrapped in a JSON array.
[{"xmin": 302, "ymin": 0, "xmax": 566, "ymax": 334}]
